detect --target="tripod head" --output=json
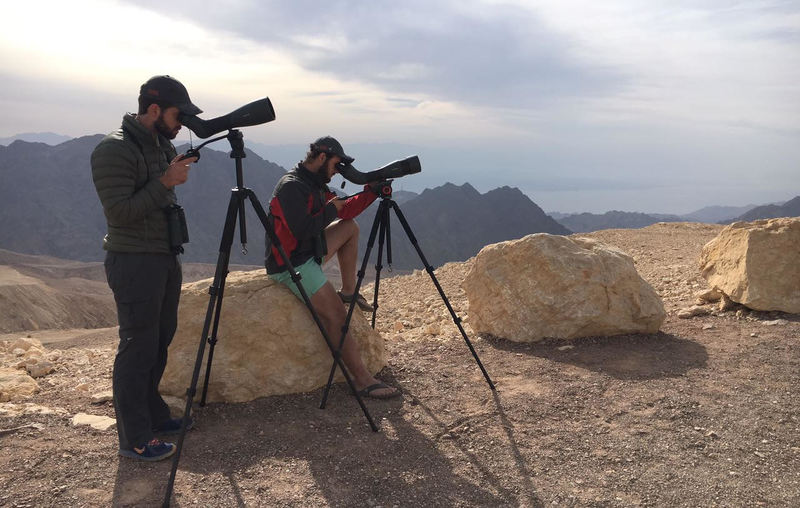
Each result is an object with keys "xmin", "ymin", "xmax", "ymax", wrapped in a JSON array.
[{"xmin": 371, "ymin": 180, "xmax": 394, "ymax": 199}]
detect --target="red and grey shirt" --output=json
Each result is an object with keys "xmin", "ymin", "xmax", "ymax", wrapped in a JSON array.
[{"xmin": 265, "ymin": 164, "xmax": 377, "ymax": 273}]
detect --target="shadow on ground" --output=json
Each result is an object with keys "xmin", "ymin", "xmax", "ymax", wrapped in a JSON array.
[
  {"xmin": 484, "ymin": 332, "xmax": 708, "ymax": 380},
  {"xmin": 112, "ymin": 379, "xmax": 542, "ymax": 507}
]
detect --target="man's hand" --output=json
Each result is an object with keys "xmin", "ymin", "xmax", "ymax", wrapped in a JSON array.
[
  {"xmin": 328, "ymin": 196, "xmax": 346, "ymax": 212},
  {"xmin": 160, "ymin": 154, "xmax": 197, "ymax": 189}
]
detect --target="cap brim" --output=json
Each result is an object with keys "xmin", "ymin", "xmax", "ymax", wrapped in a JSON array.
[
  {"xmin": 177, "ymin": 103, "xmax": 203, "ymax": 116},
  {"xmin": 340, "ymin": 154, "xmax": 355, "ymax": 164}
]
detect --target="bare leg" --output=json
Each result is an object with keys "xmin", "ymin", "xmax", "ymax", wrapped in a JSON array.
[
  {"xmin": 311, "ymin": 282, "xmax": 397, "ymax": 398},
  {"xmin": 323, "ymin": 219, "xmax": 359, "ymax": 295}
]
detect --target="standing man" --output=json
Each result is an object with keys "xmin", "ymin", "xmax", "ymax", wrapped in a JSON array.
[
  {"xmin": 266, "ymin": 136, "xmax": 400, "ymax": 399},
  {"xmin": 91, "ymin": 75, "xmax": 200, "ymax": 461}
]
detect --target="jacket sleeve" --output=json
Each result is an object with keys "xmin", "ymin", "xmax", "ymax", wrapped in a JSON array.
[
  {"xmin": 91, "ymin": 139, "xmax": 172, "ymax": 225},
  {"xmin": 278, "ymin": 180, "xmax": 339, "ymax": 241},
  {"xmin": 330, "ymin": 185, "xmax": 378, "ymax": 220}
]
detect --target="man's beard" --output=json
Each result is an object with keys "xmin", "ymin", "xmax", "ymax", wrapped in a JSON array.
[
  {"xmin": 322, "ymin": 159, "xmax": 335, "ymax": 183},
  {"xmin": 155, "ymin": 113, "xmax": 179, "ymax": 140}
]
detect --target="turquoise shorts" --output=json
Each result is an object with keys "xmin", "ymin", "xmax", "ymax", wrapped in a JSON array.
[{"xmin": 269, "ymin": 258, "xmax": 328, "ymax": 299}]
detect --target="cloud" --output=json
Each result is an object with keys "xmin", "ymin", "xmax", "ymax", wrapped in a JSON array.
[{"xmin": 118, "ymin": 0, "xmax": 628, "ymax": 108}]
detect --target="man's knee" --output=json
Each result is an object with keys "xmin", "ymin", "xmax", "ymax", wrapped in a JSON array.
[{"xmin": 334, "ymin": 218, "xmax": 358, "ymax": 240}]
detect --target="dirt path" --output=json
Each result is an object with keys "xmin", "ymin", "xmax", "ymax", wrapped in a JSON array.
[{"xmin": 1, "ymin": 223, "xmax": 798, "ymax": 507}]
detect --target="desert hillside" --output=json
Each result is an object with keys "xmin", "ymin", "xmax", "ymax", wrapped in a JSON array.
[
  {"xmin": 0, "ymin": 222, "xmax": 798, "ymax": 507},
  {"xmin": 0, "ymin": 248, "xmax": 265, "ymax": 333}
]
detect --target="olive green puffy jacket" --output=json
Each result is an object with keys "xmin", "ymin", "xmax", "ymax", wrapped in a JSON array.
[{"xmin": 91, "ymin": 114, "xmax": 178, "ymax": 254}]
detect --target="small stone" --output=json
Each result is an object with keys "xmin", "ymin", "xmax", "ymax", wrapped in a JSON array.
[
  {"xmin": 425, "ymin": 323, "xmax": 441, "ymax": 335},
  {"xmin": 695, "ymin": 288, "xmax": 722, "ymax": 303},
  {"xmin": 557, "ymin": 345, "xmax": 574, "ymax": 351},
  {"xmin": 702, "ymin": 324, "xmax": 715, "ymax": 330},
  {"xmin": 677, "ymin": 306, "xmax": 710, "ymax": 319},
  {"xmin": 75, "ymin": 383, "xmax": 91, "ymax": 392},
  {"xmin": 26, "ymin": 361, "xmax": 55, "ymax": 378},
  {"xmin": 73, "ymin": 355, "xmax": 90, "ymax": 366},
  {"xmin": 393, "ymin": 321, "xmax": 405, "ymax": 332},
  {"xmin": 91, "ymin": 390, "xmax": 113, "ymax": 404},
  {"xmin": 70, "ymin": 413, "xmax": 116, "ymax": 431},
  {"xmin": 23, "ymin": 348, "xmax": 45, "ymax": 359},
  {"xmin": 719, "ymin": 293, "xmax": 737, "ymax": 312},
  {"xmin": 762, "ymin": 319, "xmax": 788, "ymax": 326}
]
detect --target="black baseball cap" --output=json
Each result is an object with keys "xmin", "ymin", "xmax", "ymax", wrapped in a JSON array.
[
  {"xmin": 139, "ymin": 75, "xmax": 202, "ymax": 116},
  {"xmin": 311, "ymin": 136, "xmax": 354, "ymax": 164}
]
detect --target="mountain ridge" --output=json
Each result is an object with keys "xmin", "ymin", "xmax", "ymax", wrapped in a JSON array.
[{"xmin": 725, "ymin": 196, "xmax": 800, "ymax": 223}]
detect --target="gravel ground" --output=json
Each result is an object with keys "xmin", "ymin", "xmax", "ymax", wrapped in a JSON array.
[{"xmin": 1, "ymin": 222, "xmax": 798, "ymax": 507}]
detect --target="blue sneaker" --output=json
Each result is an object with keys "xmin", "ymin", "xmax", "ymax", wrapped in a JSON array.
[
  {"xmin": 119, "ymin": 439, "xmax": 176, "ymax": 462},
  {"xmin": 152, "ymin": 416, "xmax": 193, "ymax": 435}
]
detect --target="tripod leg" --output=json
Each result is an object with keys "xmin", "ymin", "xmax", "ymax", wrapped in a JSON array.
[
  {"xmin": 370, "ymin": 207, "xmax": 389, "ymax": 328},
  {"xmin": 244, "ymin": 190, "xmax": 378, "ymax": 430},
  {"xmin": 165, "ymin": 190, "xmax": 241, "ymax": 507},
  {"xmin": 385, "ymin": 206, "xmax": 393, "ymax": 267},
  {"xmin": 320, "ymin": 199, "xmax": 388, "ymax": 408},
  {"xmin": 389, "ymin": 201, "xmax": 496, "ymax": 390},
  {"xmin": 200, "ymin": 276, "xmax": 226, "ymax": 406}
]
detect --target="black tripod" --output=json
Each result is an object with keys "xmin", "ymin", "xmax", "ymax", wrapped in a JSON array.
[
  {"xmin": 163, "ymin": 130, "xmax": 378, "ymax": 507},
  {"xmin": 320, "ymin": 181, "xmax": 495, "ymax": 409}
]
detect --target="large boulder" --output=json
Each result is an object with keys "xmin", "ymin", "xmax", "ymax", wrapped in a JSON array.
[
  {"xmin": 161, "ymin": 270, "xmax": 386, "ymax": 403},
  {"xmin": 462, "ymin": 234, "xmax": 665, "ymax": 342},
  {"xmin": 699, "ymin": 218, "xmax": 800, "ymax": 313}
]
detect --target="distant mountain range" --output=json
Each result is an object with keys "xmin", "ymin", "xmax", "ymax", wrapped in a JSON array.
[
  {"xmin": 0, "ymin": 137, "xmax": 569, "ymax": 269},
  {"xmin": 0, "ymin": 132, "xmax": 73, "ymax": 146},
  {"xmin": 550, "ymin": 198, "xmax": 798, "ymax": 233},
  {"xmin": 355, "ymin": 183, "xmax": 570, "ymax": 270},
  {"xmin": 555, "ymin": 211, "xmax": 684, "ymax": 233},
  {"xmin": 723, "ymin": 196, "xmax": 800, "ymax": 223},
  {"xmin": 681, "ymin": 204, "xmax": 761, "ymax": 224}
]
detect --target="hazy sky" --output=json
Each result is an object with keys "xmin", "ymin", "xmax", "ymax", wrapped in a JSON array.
[{"xmin": 1, "ymin": 0, "xmax": 798, "ymax": 213}]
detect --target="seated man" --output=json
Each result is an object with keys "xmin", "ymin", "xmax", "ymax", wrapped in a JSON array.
[{"xmin": 265, "ymin": 136, "xmax": 399, "ymax": 399}]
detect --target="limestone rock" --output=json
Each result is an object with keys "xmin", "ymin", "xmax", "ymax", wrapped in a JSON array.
[
  {"xmin": 677, "ymin": 306, "xmax": 711, "ymax": 319},
  {"xmin": 695, "ymin": 288, "xmax": 722, "ymax": 304},
  {"xmin": 719, "ymin": 293, "xmax": 738, "ymax": 312},
  {"xmin": 0, "ymin": 367, "xmax": 39, "ymax": 402},
  {"xmin": 26, "ymin": 360, "xmax": 55, "ymax": 378},
  {"xmin": 0, "ymin": 403, "xmax": 67, "ymax": 417},
  {"xmin": 71, "ymin": 413, "xmax": 116, "ymax": 431},
  {"xmin": 91, "ymin": 390, "xmax": 113, "ymax": 404},
  {"xmin": 462, "ymin": 234, "xmax": 665, "ymax": 342},
  {"xmin": 161, "ymin": 270, "xmax": 386, "ymax": 403},
  {"xmin": 9, "ymin": 337, "xmax": 43, "ymax": 352},
  {"xmin": 699, "ymin": 218, "xmax": 800, "ymax": 313}
]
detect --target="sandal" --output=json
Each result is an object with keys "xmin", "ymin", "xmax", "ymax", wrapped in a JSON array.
[
  {"xmin": 357, "ymin": 382, "xmax": 401, "ymax": 399},
  {"xmin": 338, "ymin": 291, "xmax": 375, "ymax": 312}
]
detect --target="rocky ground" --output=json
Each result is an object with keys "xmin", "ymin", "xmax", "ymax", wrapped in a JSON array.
[{"xmin": 1, "ymin": 222, "xmax": 799, "ymax": 507}]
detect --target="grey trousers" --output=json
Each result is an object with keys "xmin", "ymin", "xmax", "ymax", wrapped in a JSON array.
[{"xmin": 104, "ymin": 251, "xmax": 182, "ymax": 450}]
